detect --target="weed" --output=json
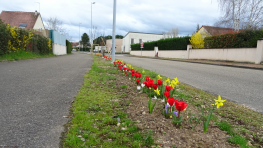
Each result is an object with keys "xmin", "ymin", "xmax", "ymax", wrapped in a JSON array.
[{"xmin": 121, "ymin": 85, "xmax": 128, "ymax": 89}]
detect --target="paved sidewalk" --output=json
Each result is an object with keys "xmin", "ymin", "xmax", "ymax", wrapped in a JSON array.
[{"xmin": 0, "ymin": 53, "xmax": 93, "ymax": 148}]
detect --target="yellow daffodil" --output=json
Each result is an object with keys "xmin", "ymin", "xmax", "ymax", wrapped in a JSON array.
[
  {"xmin": 157, "ymin": 75, "xmax": 162, "ymax": 80},
  {"xmin": 154, "ymin": 88, "xmax": 160, "ymax": 96},
  {"xmin": 213, "ymin": 95, "xmax": 226, "ymax": 108},
  {"xmin": 142, "ymin": 70, "xmax": 145, "ymax": 74},
  {"xmin": 165, "ymin": 78, "xmax": 170, "ymax": 85}
]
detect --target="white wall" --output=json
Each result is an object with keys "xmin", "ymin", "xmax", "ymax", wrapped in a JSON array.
[
  {"xmin": 130, "ymin": 39, "xmax": 263, "ymax": 64},
  {"xmin": 52, "ymin": 43, "xmax": 66, "ymax": 55},
  {"xmin": 33, "ymin": 15, "xmax": 46, "ymax": 36},
  {"xmin": 123, "ymin": 32, "xmax": 163, "ymax": 52},
  {"xmin": 130, "ymin": 51, "xmax": 155, "ymax": 57},
  {"xmin": 189, "ymin": 48, "xmax": 256, "ymax": 62}
]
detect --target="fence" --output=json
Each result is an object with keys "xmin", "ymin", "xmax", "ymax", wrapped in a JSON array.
[{"xmin": 49, "ymin": 30, "xmax": 66, "ymax": 55}]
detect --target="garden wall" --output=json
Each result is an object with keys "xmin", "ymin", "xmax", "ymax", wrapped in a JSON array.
[
  {"xmin": 52, "ymin": 43, "xmax": 66, "ymax": 55},
  {"xmin": 130, "ymin": 40, "xmax": 263, "ymax": 64}
]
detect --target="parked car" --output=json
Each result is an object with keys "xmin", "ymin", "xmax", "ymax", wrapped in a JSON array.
[{"xmin": 72, "ymin": 49, "xmax": 76, "ymax": 51}]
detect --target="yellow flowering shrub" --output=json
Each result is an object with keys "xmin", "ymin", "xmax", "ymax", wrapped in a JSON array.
[
  {"xmin": 48, "ymin": 38, "xmax": 52, "ymax": 50},
  {"xmin": 189, "ymin": 31, "xmax": 206, "ymax": 49}
]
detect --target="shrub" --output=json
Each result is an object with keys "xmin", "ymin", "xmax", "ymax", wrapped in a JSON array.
[
  {"xmin": 204, "ymin": 29, "xmax": 263, "ymax": 48},
  {"xmin": 144, "ymin": 41, "xmax": 157, "ymax": 50},
  {"xmin": 131, "ymin": 43, "xmax": 141, "ymax": 51},
  {"xmin": 0, "ymin": 19, "xmax": 11, "ymax": 55},
  {"xmin": 66, "ymin": 40, "xmax": 72, "ymax": 53},
  {"xmin": 157, "ymin": 36, "xmax": 190, "ymax": 50},
  {"xmin": 190, "ymin": 32, "xmax": 205, "ymax": 49}
]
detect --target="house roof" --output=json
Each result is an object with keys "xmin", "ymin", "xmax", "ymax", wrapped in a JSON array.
[
  {"xmin": 0, "ymin": 11, "xmax": 40, "ymax": 29},
  {"xmin": 71, "ymin": 42, "xmax": 79, "ymax": 47},
  {"xmin": 124, "ymin": 31, "xmax": 162, "ymax": 38},
  {"xmin": 200, "ymin": 26, "xmax": 234, "ymax": 36}
]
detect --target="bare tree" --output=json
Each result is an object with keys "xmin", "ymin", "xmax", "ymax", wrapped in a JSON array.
[
  {"xmin": 162, "ymin": 28, "xmax": 179, "ymax": 39},
  {"xmin": 45, "ymin": 17, "xmax": 72, "ymax": 40},
  {"xmin": 89, "ymin": 26, "xmax": 98, "ymax": 45},
  {"xmin": 216, "ymin": 0, "xmax": 263, "ymax": 30}
]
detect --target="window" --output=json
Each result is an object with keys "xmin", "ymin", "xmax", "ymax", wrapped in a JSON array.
[
  {"xmin": 18, "ymin": 23, "xmax": 27, "ymax": 29},
  {"xmin": 131, "ymin": 38, "xmax": 134, "ymax": 44},
  {"xmin": 139, "ymin": 39, "xmax": 142, "ymax": 43}
]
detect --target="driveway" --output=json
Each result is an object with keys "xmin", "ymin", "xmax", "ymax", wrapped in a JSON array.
[
  {"xmin": 113, "ymin": 55, "xmax": 263, "ymax": 114},
  {"xmin": 0, "ymin": 53, "xmax": 93, "ymax": 148}
]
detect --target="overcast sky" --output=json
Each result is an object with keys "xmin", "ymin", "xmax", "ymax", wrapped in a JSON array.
[{"xmin": 0, "ymin": 0, "xmax": 221, "ymax": 42}]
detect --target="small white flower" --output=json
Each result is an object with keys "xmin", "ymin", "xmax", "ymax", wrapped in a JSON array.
[
  {"xmin": 137, "ymin": 86, "xmax": 141, "ymax": 90},
  {"xmin": 123, "ymin": 65, "xmax": 127, "ymax": 68},
  {"xmin": 141, "ymin": 83, "xmax": 145, "ymax": 88},
  {"xmin": 152, "ymin": 96, "xmax": 157, "ymax": 100},
  {"xmin": 161, "ymin": 99, "xmax": 165, "ymax": 103}
]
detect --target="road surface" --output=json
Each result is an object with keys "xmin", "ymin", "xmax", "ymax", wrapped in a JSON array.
[
  {"xmin": 0, "ymin": 53, "xmax": 93, "ymax": 148},
  {"xmin": 114, "ymin": 55, "xmax": 263, "ymax": 114}
]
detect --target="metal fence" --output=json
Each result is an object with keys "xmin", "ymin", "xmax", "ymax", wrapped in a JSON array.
[{"xmin": 49, "ymin": 30, "xmax": 66, "ymax": 46}]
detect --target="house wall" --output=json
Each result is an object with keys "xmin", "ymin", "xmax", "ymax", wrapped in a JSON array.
[
  {"xmin": 106, "ymin": 39, "xmax": 123, "ymax": 52},
  {"xmin": 197, "ymin": 27, "xmax": 210, "ymax": 37},
  {"xmin": 52, "ymin": 43, "xmax": 66, "ymax": 55},
  {"xmin": 123, "ymin": 32, "xmax": 163, "ymax": 52},
  {"xmin": 33, "ymin": 15, "xmax": 46, "ymax": 37}
]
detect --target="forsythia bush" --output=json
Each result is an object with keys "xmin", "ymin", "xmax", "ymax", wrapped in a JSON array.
[{"xmin": 189, "ymin": 31, "xmax": 205, "ymax": 49}]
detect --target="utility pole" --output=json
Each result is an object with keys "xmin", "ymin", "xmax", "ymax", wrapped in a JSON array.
[{"xmin": 111, "ymin": 0, "xmax": 116, "ymax": 62}]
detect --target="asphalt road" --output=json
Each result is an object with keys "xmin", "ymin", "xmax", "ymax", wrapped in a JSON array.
[
  {"xmin": 114, "ymin": 55, "xmax": 263, "ymax": 114},
  {"xmin": 0, "ymin": 53, "xmax": 93, "ymax": 148}
]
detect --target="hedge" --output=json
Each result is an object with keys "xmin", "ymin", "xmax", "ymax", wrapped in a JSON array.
[
  {"xmin": 131, "ymin": 43, "xmax": 141, "ymax": 51},
  {"xmin": 0, "ymin": 18, "xmax": 52, "ymax": 56},
  {"xmin": 157, "ymin": 36, "xmax": 190, "ymax": 50},
  {"xmin": 66, "ymin": 40, "xmax": 72, "ymax": 53},
  {"xmin": 204, "ymin": 30, "xmax": 263, "ymax": 48},
  {"xmin": 0, "ymin": 20, "xmax": 11, "ymax": 55}
]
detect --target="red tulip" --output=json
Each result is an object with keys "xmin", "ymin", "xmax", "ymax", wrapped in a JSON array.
[
  {"xmin": 166, "ymin": 86, "xmax": 172, "ymax": 92},
  {"xmin": 124, "ymin": 63, "xmax": 126, "ymax": 65},
  {"xmin": 138, "ymin": 73, "xmax": 141, "ymax": 78},
  {"xmin": 143, "ymin": 81, "xmax": 147, "ymax": 84},
  {"xmin": 113, "ymin": 62, "xmax": 115, "ymax": 65},
  {"xmin": 164, "ymin": 91, "xmax": 170, "ymax": 99},
  {"xmin": 136, "ymin": 79, "xmax": 140, "ymax": 84},
  {"xmin": 126, "ymin": 73, "xmax": 128, "ymax": 76},
  {"xmin": 124, "ymin": 67, "xmax": 127, "ymax": 70},
  {"xmin": 175, "ymin": 101, "xmax": 188, "ymax": 111},
  {"xmin": 153, "ymin": 84, "xmax": 158, "ymax": 90},
  {"xmin": 167, "ymin": 97, "xmax": 177, "ymax": 106},
  {"xmin": 127, "ymin": 68, "xmax": 130, "ymax": 71},
  {"xmin": 124, "ymin": 71, "xmax": 127, "ymax": 74},
  {"xmin": 148, "ymin": 81, "xmax": 154, "ymax": 87},
  {"xmin": 157, "ymin": 80, "xmax": 163, "ymax": 85},
  {"xmin": 145, "ymin": 76, "xmax": 150, "ymax": 81}
]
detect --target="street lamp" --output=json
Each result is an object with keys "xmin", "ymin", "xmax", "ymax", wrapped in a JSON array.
[
  {"xmin": 79, "ymin": 22, "xmax": 82, "ymax": 52},
  {"xmin": 91, "ymin": 2, "xmax": 95, "ymax": 53},
  {"xmin": 35, "ymin": 2, "xmax": 40, "ymax": 12},
  {"xmin": 111, "ymin": 0, "xmax": 117, "ymax": 61}
]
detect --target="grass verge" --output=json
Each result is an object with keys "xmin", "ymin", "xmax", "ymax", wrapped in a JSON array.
[
  {"xmin": 62, "ymin": 55, "xmax": 263, "ymax": 147},
  {"xmin": 0, "ymin": 50, "xmax": 55, "ymax": 62},
  {"xmin": 61, "ymin": 55, "xmax": 154, "ymax": 147}
]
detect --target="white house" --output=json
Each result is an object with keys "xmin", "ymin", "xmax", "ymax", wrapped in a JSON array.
[{"xmin": 122, "ymin": 32, "xmax": 163, "ymax": 52}]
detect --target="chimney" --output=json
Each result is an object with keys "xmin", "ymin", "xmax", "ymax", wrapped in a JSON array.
[{"xmin": 35, "ymin": 10, "xmax": 37, "ymax": 16}]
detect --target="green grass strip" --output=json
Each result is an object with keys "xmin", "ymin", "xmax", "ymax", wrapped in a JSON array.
[
  {"xmin": 62, "ymin": 55, "xmax": 154, "ymax": 148},
  {"xmin": 0, "ymin": 50, "xmax": 55, "ymax": 61}
]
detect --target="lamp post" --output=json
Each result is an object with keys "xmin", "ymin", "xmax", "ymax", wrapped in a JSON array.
[
  {"xmin": 91, "ymin": 2, "xmax": 95, "ymax": 53},
  {"xmin": 35, "ymin": 2, "xmax": 40, "ymax": 12},
  {"xmin": 111, "ymin": 0, "xmax": 117, "ymax": 61},
  {"xmin": 79, "ymin": 22, "xmax": 82, "ymax": 52}
]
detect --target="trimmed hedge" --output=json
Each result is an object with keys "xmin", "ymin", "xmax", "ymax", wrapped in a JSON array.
[
  {"xmin": 157, "ymin": 37, "xmax": 190, "ymax": 50},
  {"xmin": 204, "ymin": 30, "xmax": 263, "ymax": 48},
  {"xmin": 130, "ymin": 37, "xmax": 190, "ymax": 51},
  {"xmin": 66, "ymin": 40, "xmax": 72, "ymax": 53},
  {"xmin": 0, "ymin": 20, "xmax": 11, "ymax": 55},
  {"xmin": 131, "ymin": 43, "xmax": 141, "ymax": 51}
]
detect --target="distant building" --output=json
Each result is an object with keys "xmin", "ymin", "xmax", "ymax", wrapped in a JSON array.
[
  {"xmin": 122, "ymin": 32, "xmax": 163, "ymax": 52},
  {"xmin": 0, "ymin": 10, "xmax": 47, "ymax": 37},
  {"xmin": 197, "ymin": 26, "xmax": 234, "ymax": 37},
  {"xmin": 71, "ymin": 42, "xmax": 79, "ymax": 48},
  {"xmin": 106, "ymin": 39, "xmax": 123, "ymax": 53}
]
